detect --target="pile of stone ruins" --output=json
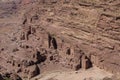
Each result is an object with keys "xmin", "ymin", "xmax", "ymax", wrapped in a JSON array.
[{"xmin": 0, "ymin": 0, "xmax": 120, "ymax": 79}]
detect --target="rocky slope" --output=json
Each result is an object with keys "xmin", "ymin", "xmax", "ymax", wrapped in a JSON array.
[{"xmin": 0, "ymin": 0, "xmax": 120, "ymax": 80}]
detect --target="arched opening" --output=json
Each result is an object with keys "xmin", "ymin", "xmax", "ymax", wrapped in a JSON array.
[
  {"xmin": 66, "ymin": 48, "xmax": 71, "ymax": 55},
  {"xmin": 81, "ymin": 55, "xmax": 93, "ymax": 69},
  {"xmin": 52, "ymin": 38, "xmax": 57, "ymax": 49},
  {"xmin": 48, "ymin": 34, "xmax": 52, "ymax": 48},
  {"xmin": 48, "ymin": 34, "xmax": 58, "ymax": 49}
]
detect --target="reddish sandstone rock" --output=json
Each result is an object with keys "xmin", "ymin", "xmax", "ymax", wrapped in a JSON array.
[
  {"xmin": 27, "ymin": 65, "xmax": 40, "ymax": 78},
  {"xmin": 0, "ymin": 0, "xmax": 120, "ymax": 80}
]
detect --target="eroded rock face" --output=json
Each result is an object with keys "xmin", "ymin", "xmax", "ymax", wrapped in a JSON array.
[
  {"xmin": 10, "ymin": 73, "xmax": 22, "ymax": 80},
  {"xmin": 27, "ymin": 65, "xmax": 40, "ymax": 79},
  {"xmin": 0, "ymin": 0, "xmax": 120, "ymax": 79}
]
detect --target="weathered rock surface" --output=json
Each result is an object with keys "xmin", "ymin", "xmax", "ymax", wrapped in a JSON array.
[
  {"xmin": 9, "ymin": 73, "xmax": 22, "ymax": 80},
  {"xmin": 0, "ymin": 0, "xmax": 120, "ymax": 80}
]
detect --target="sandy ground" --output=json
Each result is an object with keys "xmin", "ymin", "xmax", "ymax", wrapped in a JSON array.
[{"xmin": 31, "ymin": 67, "xmax": 113, "ymax": 80}]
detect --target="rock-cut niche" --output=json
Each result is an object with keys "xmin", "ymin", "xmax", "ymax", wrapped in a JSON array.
[
  {"xmin": 81, "ymin": 54, "xmax": 93, "ymax": 69},
  {"xmin": 48, "ymin": 34, "xmax": 57, "ymax": 49}
]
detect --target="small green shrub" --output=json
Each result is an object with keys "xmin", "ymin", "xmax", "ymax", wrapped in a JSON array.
[
  {"xmin": 103, "ymin": 77, "xmax": 112, "ymax": 80},
  {"xmin": 4, "ymin": 77, "xmax": 11, "ymax": 80}
]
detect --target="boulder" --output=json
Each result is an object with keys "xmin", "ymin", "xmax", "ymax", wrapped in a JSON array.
[
  {"xmin": 10, "ymin": 74, "xmax": 22, "ymax": 80},
  {"xmin": 28, "ymin": 65, "xmax": 40, "ymax": 78}
]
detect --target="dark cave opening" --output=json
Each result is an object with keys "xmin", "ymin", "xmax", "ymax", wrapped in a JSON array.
[
  {"xmin": 36, "ymin": 51, "xmax": 47, "ymax": 64},
  {"xmin": 52, "ymin": 38, "xmax": 57, "ymax": 49},
  {"xmin": 48, "ymin": 34, "xmax": 57, "ymax": 49}
]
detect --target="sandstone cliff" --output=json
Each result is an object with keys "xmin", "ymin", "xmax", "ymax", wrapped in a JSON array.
[{"xmin": 0, "ymin": 0, "xmax": 120, "ymax": 80}]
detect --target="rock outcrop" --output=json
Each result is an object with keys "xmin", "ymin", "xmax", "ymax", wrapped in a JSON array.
[{"xmin": 0, "ymin": 0, "xmax": 120, "ymax": 80}]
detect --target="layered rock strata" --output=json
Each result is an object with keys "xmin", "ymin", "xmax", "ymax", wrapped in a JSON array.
[{"xmin": 0, "ymin": 0, "xmax": 120, "ymax": 79}]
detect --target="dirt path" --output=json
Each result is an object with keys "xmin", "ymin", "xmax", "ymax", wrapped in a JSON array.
[{"xmin": 31, "ymin": 67, "xmax": 113, "ymax": 80}]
